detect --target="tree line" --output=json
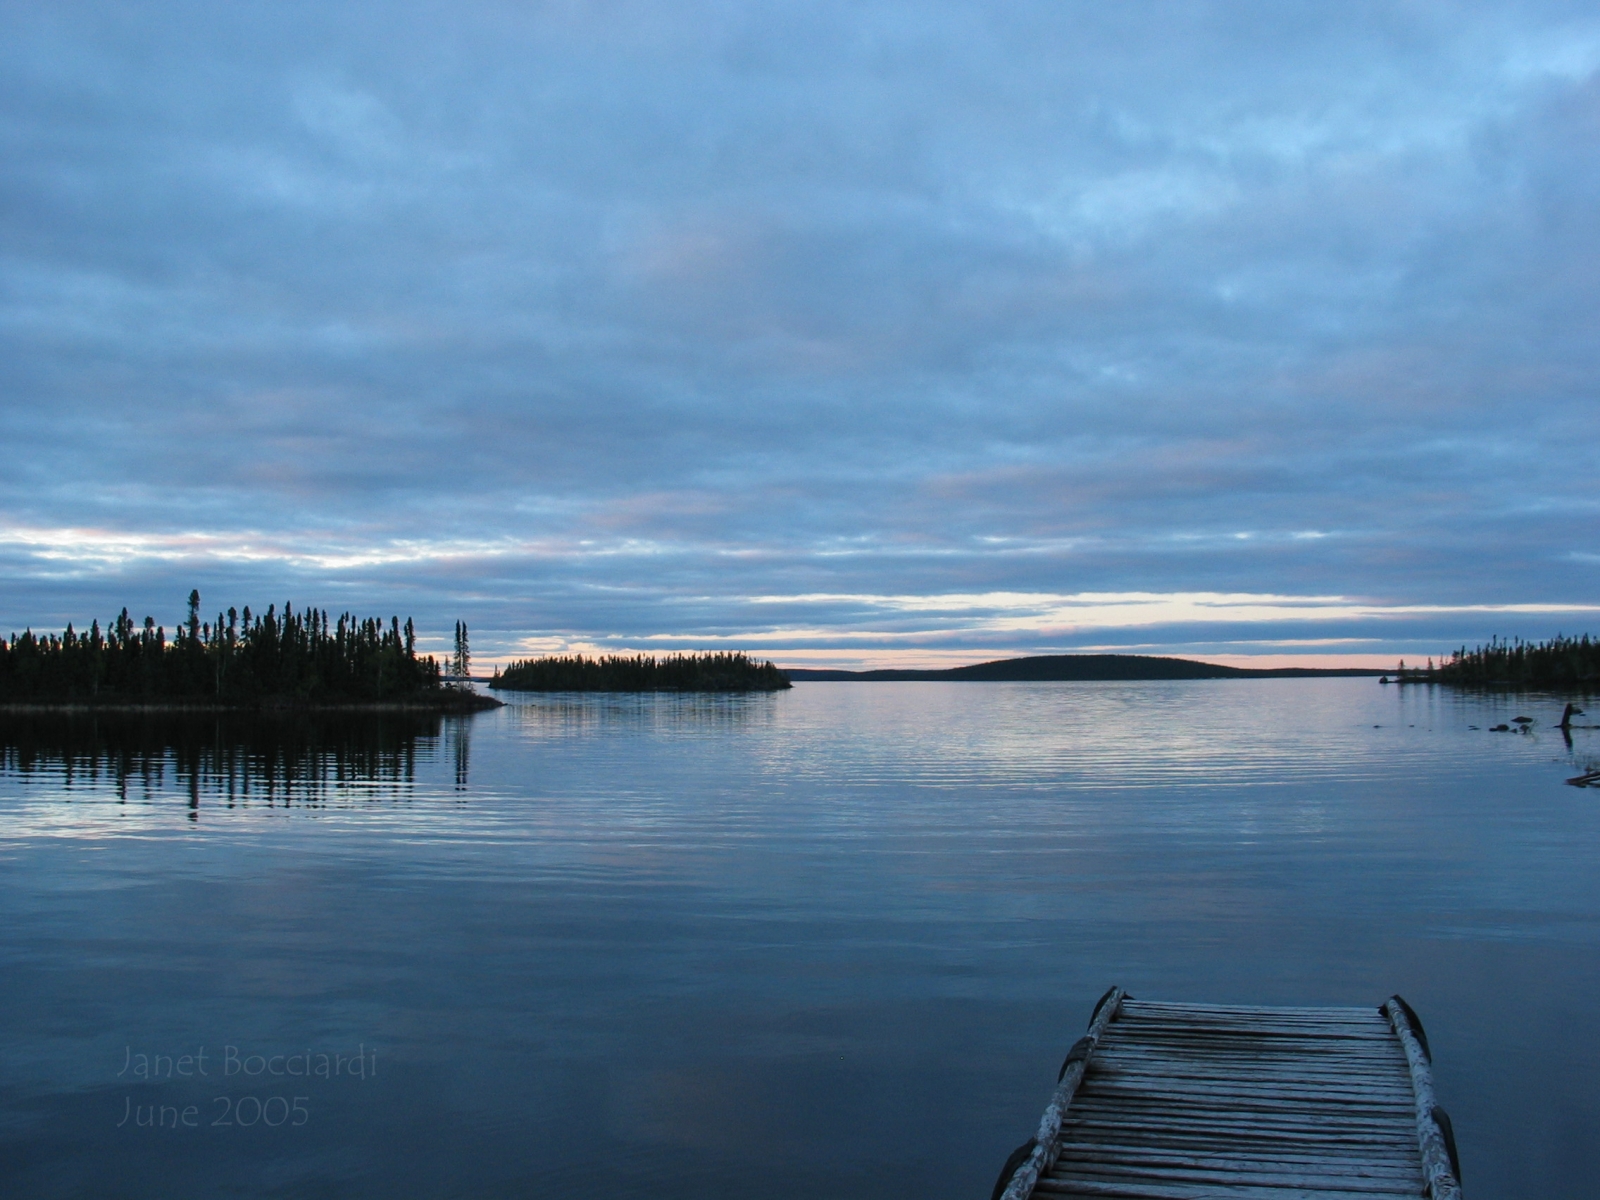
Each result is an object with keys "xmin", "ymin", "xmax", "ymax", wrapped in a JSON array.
[
  {"xmin": 491, "ymin": 652, "xmax": 791, "ymax": 692},
  {"xmin": 1401, "ymin": 634, "xmax": 1600, "ymax": 688},
  {"xmin": 0, "ymin": 591, "xmax": 446, "ymax": 702}
]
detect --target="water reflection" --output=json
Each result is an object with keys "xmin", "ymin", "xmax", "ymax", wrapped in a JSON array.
[
  {"xmin": 0, "ymin": 711, "xmax": 472, "ymax": 813},
  {"xmin": 2, "ymin": 681, "xmax": 1599, "ymax": 1200},
  {"xmin": 501, "ymin": 690, "xmax": 781, "ymax": 740}
]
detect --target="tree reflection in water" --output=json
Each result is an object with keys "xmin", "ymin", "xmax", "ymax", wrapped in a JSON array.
[{"xmin": 0, "ymin": 711, "xmax": 466, "ymax": 815}]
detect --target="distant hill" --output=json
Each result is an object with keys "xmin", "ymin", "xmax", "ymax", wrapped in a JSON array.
[{"xmin": 782, "ymin": 654, "xmax": 1388, "ymax": 682}]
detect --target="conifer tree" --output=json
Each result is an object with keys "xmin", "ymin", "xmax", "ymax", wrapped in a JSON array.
[{"xmin": 0, "ymin": 591, "xmax": 450, "ymax": 702}]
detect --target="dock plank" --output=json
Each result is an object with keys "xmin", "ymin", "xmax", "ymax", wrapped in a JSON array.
[
  {"xmin": 1054, "ymin": 1147, "xmax": 1422, "ymax": 1178},
  {"xmin": 1033, "ymin": 1179, "xmax": 1422, "ymax": 1200}
]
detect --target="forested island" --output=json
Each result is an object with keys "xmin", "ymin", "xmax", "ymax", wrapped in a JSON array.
[
  {"xmin": 1392, "ymin": 634, "xmax": 1600, "ymax": 690},
  {"xmin": 491, "ymin": 652, "xmax": 791, "ymax": 692},
  {"xmin": 0, "ymin": 592, "xmax": 498, "ymax": 711}
]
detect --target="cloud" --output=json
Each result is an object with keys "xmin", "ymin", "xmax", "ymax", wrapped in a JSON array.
[{"xmin": 1, "ymin": 2, "xmax": 1598, "ymax": 665}]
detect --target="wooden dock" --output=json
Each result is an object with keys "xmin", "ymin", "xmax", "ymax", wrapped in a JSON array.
[{"xmin": 994, "ymin": 988, "xmax": 1462, "ymax": 1200}]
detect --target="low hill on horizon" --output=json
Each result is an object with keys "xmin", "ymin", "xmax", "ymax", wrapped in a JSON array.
[{"xmin": 782, "ymin": 653, "xmax": 1388, "ymax": 682}]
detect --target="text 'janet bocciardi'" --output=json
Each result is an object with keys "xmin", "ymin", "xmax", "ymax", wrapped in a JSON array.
[{"xmin": 118, "ymin": 1045, "xmax": 376, "ymax": 1081}]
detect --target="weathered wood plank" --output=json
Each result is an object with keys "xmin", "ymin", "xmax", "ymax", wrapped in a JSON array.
[
  {"xmin": 1073, "ymin": 1099, "xmax": 1414, "ymax": 1120},
  {"xmin": 1108, "ymin": 1022, "xmax": 1397, "ymax": 1037},
  {"xmin": 1105, "ymin": 1034, "xmax": 1398, "ymax": 1045},
  {"xmin": 1058, "ymin": 1124, "xmax": 1420, "ymax": 1151},
  {"xmin": 1052, "ymin": 1146, "xmax": 1423, "ymax": 1179},
  {"xmin": 1111, "ymin": 1024, "xmax": 1390, "ymax": 1038},
  {"xmin": 1095, "ymin": 1061, "xmax": 1409, "ymax": 1079},
  {"xmin": 1115, "ymin": 1014, "xmax": 1390, "ymax": 1031},
  {"xmin": 1084, "ymin": 1069, "xmax": 1414, "ymax": 1094},
  {"xmin": 1123, "ymin": 1001, "xmax": 1380, "ymax": 1016},
  {"xmin": 1099, "ymin": 1042, "xmax": 1399, "ymax": 1057},
  {"xmin": 1057, "ymin": 1141, "xmax": 1418, "ymax": 1164},
  {"xmin": 1087, "ymin": 1068, "xmax": 1413, "ymax": 1094},
  {"xmin": 1052, "ymin": 1145, "xmax": 1422, "ymax": 1170},
  {"xmin": 1078, "ymin": 1085, "xmax": 1414, "ymax": 1108},
  {"xmin": 1062, "ymin": 1114, "xmax": 1423, "ymax": 1140},
  {"xmin": 1113, "ymin": 1020, "xmax": 1394, "ymax": 1032},
  {"xmin": 1032, "ymin": 1177, "xmax": 1423, "ymax": 1200},
  {"xmin": 1103, "ymin": 1037, "xmax": 1396, "ymax": 1053},
  {"xmin": 1094, "ymin": 1046, "xmax": 1404, "ymax": 1065},
  {"xmin": 1116, "ymin": 1004, "xmax": 1389, "ymax": 1021},
  {"xmin": 1097, "ymin": 1042, "xmax": 1405, "ymax": 1059},
  {"xmin": 1112, "ymin": 1013, "xmax": 1392, "ymax": 1029},
  {"xmin": 1062, "ymin": 1126, "xmax": 1414, "ymax": 1139},
  {"xmin": 1049, "ymin": 1171, "xmax": 1427, "ymax": 1196},
  {"xmin": 1086, "ymin": 1079, "xmax": 1413, "ymax": 1099},
  {"xmin": 1087, "ymin": 1082, "xmax": 1409, "ymax": 1100},
  {"xmin": 1067, "ymin": 1098, "xmax": 1419, "ymax": 1122},
  {"xmin": 1093, "ymin": 1063, "xmax": 1408, "ymax": 1077},
  {"xmin": 1060, "ymin": 1115, "xmax": 1422, "ymax": 1140},
  {"xmin": 1064, "ymin": 1125, "xmax": 1415, "ymax": 1143},
  {"xmin": 1070, "ymin": 1103, "xmax": 1418, "ymax": 1125}
]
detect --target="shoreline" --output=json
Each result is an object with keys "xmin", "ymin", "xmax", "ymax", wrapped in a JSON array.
[
  {"xmin": 490, "ymin": 686, "xmax": 787, "ymax": 694},
  {"xmin": 1384, "ymin": 677, "xmax": 1598, "ymax": 694},
  {"xmin": 783, "ymin": 668, "xmax": 1390, "ymax": 682},
  {"xmin": 0, "ymin": 692, "xmax": 503, "ymax": 715}
]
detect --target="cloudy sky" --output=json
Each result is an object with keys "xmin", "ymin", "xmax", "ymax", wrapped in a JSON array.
[{"xmin": 3, "ymin": 2, "xmax": 1598, "ymax": 668}]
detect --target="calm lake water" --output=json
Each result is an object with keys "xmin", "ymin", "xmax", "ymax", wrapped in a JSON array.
[{"xmin": 1, "ymin": 679, "xmax": 1597, "ymax": 1199}]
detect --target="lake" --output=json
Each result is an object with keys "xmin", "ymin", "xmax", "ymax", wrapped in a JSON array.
[{"xmin": 1, "ymin": 679, "xmax": 1597, "ymax": 1199}]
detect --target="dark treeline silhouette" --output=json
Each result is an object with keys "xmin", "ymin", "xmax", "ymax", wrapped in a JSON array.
[
  {"xmin": 1400, "ymin": 634, "xmax": 1600, "ymax": 689},
  {"xmin": 492, "ymin": 652, "xmax": 791, "ymax": 692},
  {"xmin": 0, "ymin": 591, "xmax": 473, "ymax": 705}
]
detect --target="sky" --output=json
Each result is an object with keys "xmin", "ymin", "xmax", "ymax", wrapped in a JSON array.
[{"xmin": 2, "ymin": 1, "xmax": 1598, "ymax": 669}]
